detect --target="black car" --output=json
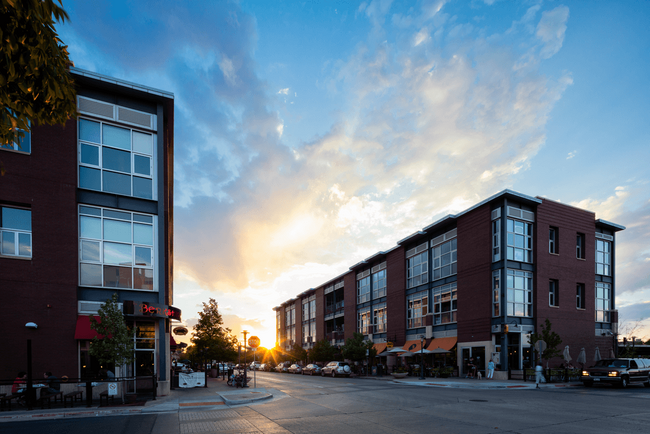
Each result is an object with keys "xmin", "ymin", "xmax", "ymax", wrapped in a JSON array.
[{"xmin": 581, "ymin": 358, "xmax": 650, "ymax": 388}]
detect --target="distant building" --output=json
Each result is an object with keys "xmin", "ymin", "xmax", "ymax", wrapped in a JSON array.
[
  {"xmin": 1, "ymin": 68, "xmax": 179, "ymax": 394},
  {"xmin": 274, "ymin": 190, "xmax": 624, "ymax": 377}
]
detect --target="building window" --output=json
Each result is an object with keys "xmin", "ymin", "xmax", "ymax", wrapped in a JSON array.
[
  {"xmin": 0, "ymin": 206, "xmax": 32, "ymax": 258},
  {"xmin": 576, "ymin": 233, "xmax": 585, "ymax": 259},
  {"xmin": 576, "ymin": 283, "xmax": 585, "ymax": 309},
  {"xmin": 373, "ymin": 303, "xmax": 387, "ymax": 333},
  {"xmin": 1, "ymin": 126, "xmax": 31, "ymax": 153},
  {"xmin": 549, "ymin": 227, "xmax": 558, "ymax": 254},
  {"xmin": 407, "ymin": 291, "xmax": 428, "ymax": 328},
  {"xmin": 372, "ymin": 269, "xmax": 387, "ymax": 299},
  {"xmin": 432, "ymin": 238, "xmax": 457, "ymax": 280},
  {"xmin": 507, "ymin": 219, "xmax": 533, "ymax": 263},
  {"xmin": 357, "ymin": 275, "xmax": 371, "ymax": 304},
  {"xmin": 596, "ymin": 282, "xmax": 611, "ymax": 322},
  {"xmin": 78, "ymin": 118, "xmax": 155, "ymax": 200},
  {"xmin": 78, "ymin": 205, "xmax": 156, "ymax": 290},
  {"xmin": 492, "ymin": 219, "xmax": 501, "ymax": 262},
  {"xmin": 506, "ymin": 269, "xmax": 533, "ymax": 317},
  {"xmin": 492, "ymin": 270, "xmax": 501, "ymax": 317},
  {"xmin": 596, "ymin": 239, "xmax": 611, "ymax": 276},
  {"xmin": 407, "ymin": 251, "xmax": 428, "ymax": 288},
  {"xmin": 549, "ymin": 279, "xmax": 559, "ymax": 307},
  {"xmin": 358, "ymin": 308, "xmax": 371, "ymax": 335},
  {"xmin": 433, "ymin": 282, "xmax": 457, "ymax": 324}
]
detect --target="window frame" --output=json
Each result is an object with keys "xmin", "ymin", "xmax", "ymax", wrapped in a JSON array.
[
  {"xmin": 373, "ymin": 303, "xmax": 387, "ymax": 333},
  {"xmin": 357, "ymin": 308, "xmax": 371, "ymax": 335},
  {"xmin": 506, "ymin": 218, "xmax": 533, "ymax": 263},
  {"xmin": 549, "ymin": 279, "xmax": 559, "ymax": 307},
  {"xmin": 576, "ymin": 233, "xmax": 585, "ymax": 259},
  {"xmin": 595, "ymin": 239, "xmax": 611, "ymax": 276},
  {"xmin": 357, "ymin": 275, "xmax": 371, "ymax": 304},
  {"xmin": 432, "ymin": 238, "xmax": 457, "ymax": 281},
  {"xmin": 0, "ymin": 206, "xmax": 32, "ymax": 259},
  {"xmin": 492, "ymin": 270, "xmax": 501, "ymax": 317},
  {"xmin": 0, "ymin": 123, "xmax": 31, "ymax": 153},
  {"xmin": 77, "ymin": 117, "xmax": 156, "ymax": 200},
  {"xmin": 407, "ymin": 290, "xmax": 428, "ymax": 329},
  {"xmin": 596, "ymin": 282, "xmax": 611, "ymax": 322},
  {"xmin": 549, "ymin": 226, "xmax": 558, "ymax": 254},
  {"xmin": 432, "ymin": 282, "xmax": 457, "ymax": 325},
  {"xmin": 372, "ymin": 269, "xmax": 387, "ymax": 299},
  {"xmin": 407, "ymin": 251, "xmax": 428, "ymax": 289},
  {"xmin": 576, "ymin": 283, "xmax": 585, "ymax": 309},
  {"xmin": 492, "ymin": 219, "xmax": 501, "ymax": 262},
  {"xmin": 506, "ymin": 269, "xmax": 533, "ymax": 317}
]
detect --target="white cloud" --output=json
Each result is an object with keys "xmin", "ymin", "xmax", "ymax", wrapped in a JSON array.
[
  {"xmin": 218, "ymin": 55, "xmax": 238, "ymax": 86},
  {"xmin": 567, "ymin": 150, "xmax": 577, "ymax": 159},
  {"xmin": 278, "ymin": 88, "xmax": 289, "ymax": 95},
  {"xmin": 536, "ymin": 6, "xmax": 569, "ymax": 59}
]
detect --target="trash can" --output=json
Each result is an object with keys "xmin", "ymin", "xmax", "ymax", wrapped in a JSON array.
[{"xmin": 377, "ymin": 364, "xmax": 384, "ymax": 376}]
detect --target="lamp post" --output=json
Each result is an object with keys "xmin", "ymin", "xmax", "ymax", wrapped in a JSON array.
[
  {"xmin": 25, "ymin": 322, "xmax": 38, "ymax": 410},
  {"xmin": 419, "ymin": 335, "xmax": 425, "ymax": 380}
]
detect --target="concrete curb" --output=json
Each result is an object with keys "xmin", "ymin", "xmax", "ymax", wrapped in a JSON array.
[{"xmin": 218, "ymin": 388, "xmax": 274, "ymax": 405}]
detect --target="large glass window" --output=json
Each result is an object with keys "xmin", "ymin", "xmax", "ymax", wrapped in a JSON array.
[
  {"xmin": 596, "ymin": 282, "xmax": 611, "ymax": 322},
  {"xmin": 372, "ymin": 269, "xmax": 387, "ymax": 299},
  {"xmin": 79, "ymin": 205, "xmax": 155, "ymax": 290},
  {"xmin": 596, "ymin": 239, "xmax": 611, "ymax": 276},
  {"xmin": 432, "ymin": 238, "xmax": 457, "ymax": 280},
  {"xmin": 357, "ymin": 276, "xmax": 370, "ymax": 304},
  {"xmin": 433, "ymin": 282, "xmax": 457, "ymax": 324},
  {"xmin": 1, "ymin": 125, "xmax": 31, "ymax": 153},
  {"xmin": 506, "ymin": 269, "xmax": 533, "ymax": 317},
  {"xmin": 373, "ymin": 303, "xmax": 387, "ymax": 333},
  {"xmin": 358, "ymin": 308, "xmax": 371, "ymax": 335},
  {"xmin": 492, "ymin": 219, "xmax": 501, "ymax": 262},
  {"xmin": 407, "ymin": 291, "xmax": 428, "ymax": 328},
  {"xmin": 1, "ymin": 206, "xmax": 32, "ymax": 258},
  {"xmin": 407, "ymin": 251, "xmax": 428, "ymax": 288},
  {"xmin": 507, "ymin": 219, "xmax": 533, "ymax": 263},
  {"xmin": 78, "ymin": 118, "xmax": 155, "ymax": 200}
]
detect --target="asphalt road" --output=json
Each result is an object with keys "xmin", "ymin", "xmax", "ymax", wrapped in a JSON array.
[{"xmin": 5, "ymin": 371, "xmax": 650, "ymax": 433}]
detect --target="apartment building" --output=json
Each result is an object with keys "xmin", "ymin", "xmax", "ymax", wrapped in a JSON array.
[
  {"xmin": 274, "ymin": 190, "xmax": 624, "ymax": 376},
  {"xmin": 1, "ymin": 68, "xmax": 178, "ymax": 394}
]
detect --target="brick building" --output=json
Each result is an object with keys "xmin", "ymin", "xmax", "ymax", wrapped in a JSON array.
[
  {"xmin": 273, "ymin": 190, "xmax": 624, "ymax": 377},
  {"xmin": 0, "ymin": 68, "xmax": 179, "ymax": 394}
]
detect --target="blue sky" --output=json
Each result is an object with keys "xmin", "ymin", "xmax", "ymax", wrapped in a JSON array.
[{"xmin": 59, "ymin": 0, "xmax": 650, "ymax": 346}]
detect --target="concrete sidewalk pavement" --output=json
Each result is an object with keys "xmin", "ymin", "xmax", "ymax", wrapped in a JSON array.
[{"xmin": 356, "ymin": 373, "xmax": 583, "ymax": 389}]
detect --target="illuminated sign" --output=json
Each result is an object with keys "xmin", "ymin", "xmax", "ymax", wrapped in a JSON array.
[{"xmin": 123, "ymin": 300, "xmax": 182, "ymax": 321}]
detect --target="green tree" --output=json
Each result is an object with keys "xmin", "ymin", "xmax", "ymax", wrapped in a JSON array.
[
  {"xmin": 191, "ymin": 298, "xmax": 238, "ymax": 363},
  {"xmin": 309, "ymin": 339, "xmax": 336, "ymax": 363},
  {"xmin": 1, "ymin": 0, "xmax": 77, "ymax": 151},
  {"xmin": 341, "ymin": 332, "xmax": 375, "ymax": 362},
  {"xmin": 529, "ymin": 318, "xmax": 562, "ymax": 365},
  {"xmin": 89, "ymin": 294, "xmax": 135, "ymax": 371},
  {"xmin": 290, "ymin": 343, "xmax": 308, "ymax": 363}
]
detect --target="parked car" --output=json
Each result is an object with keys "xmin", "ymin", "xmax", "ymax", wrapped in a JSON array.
[
  {"xmin": 288, "ymin": 364, "xmax": 303, "ymax": 374},
  {"xmin": 259, "ymin": 363, "xmax": 271, "ymax": 372},
  {"xmin": 322, "ymin": 361, "xmax": 352, "ymax": 377},
  {"xmin": 250, "ymin": 361, "xmax": 261, "ymax": 370},
  {"xmin": 581, "ymin": 358, "xmax": 650, "ymax": 388},
  {"xmin": 275, "ymin": 361, "xmax": 291, "ymax": 373},
  {"xmin": 302, "ymin": 364, "xmax": 322, "ymax": 375}
]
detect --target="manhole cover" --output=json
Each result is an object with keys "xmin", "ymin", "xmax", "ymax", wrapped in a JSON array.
[{"xmin": 469, "ymin": 399, "xmax": 488, "ymax": 402}]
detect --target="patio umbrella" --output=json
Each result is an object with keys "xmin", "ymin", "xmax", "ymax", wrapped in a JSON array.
[
  {"xmin": 609, "ymin": 347, "xmax": 615, "ymax": 358},
  {"xmin": 594, "ymin": 347, "xmax": 601, "ymax": 363},
  {"xmin": 577, "ymin": 348, "xmax": 586, "ymax": 366},
  {"xmin": 429, "ymin": 347, "xmax": 450, "ymax": 354},
  {"xmin": 563, "ymin": 345, "xmax": 572, "ymax": 365}
]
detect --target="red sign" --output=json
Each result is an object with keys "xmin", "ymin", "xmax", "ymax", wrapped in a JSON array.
[
  {"xmin": 123, "ymin": 300, "xmax": 182, "ymax": 320},
  {"xmin": 248, "ymin": 336, "xmax": 260, "ymax": 348}
]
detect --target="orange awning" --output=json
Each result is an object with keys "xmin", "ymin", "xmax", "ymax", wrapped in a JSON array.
[
  {"xmin": 74, "ymin": 315, "xmax": 104, "ymax": 340},
  {"xmin": 426, "ymin": 337, "xmax": 457, "ymax": 352},
  {"xmin": 373, "ymin": 343, "xmax": 387, "ymax": 354},
  {"xmin": 402, "ymin": 340, "xmax": 424, "ymax": 353}
]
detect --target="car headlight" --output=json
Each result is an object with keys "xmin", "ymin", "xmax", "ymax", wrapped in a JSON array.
[
  {"xmin": 581, "ymin": 371, "xmax": 590, "ymax": 376},
  {"xmin": 608, "ymin": 371, "xmax": 619, "ymax": 377}
]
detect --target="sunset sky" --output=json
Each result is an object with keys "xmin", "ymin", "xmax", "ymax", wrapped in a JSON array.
[{"xmin": 59, "ymin": 0, "xmax": 650, "ymax": 346}]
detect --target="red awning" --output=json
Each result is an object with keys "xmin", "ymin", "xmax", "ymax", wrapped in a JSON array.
[
  {"xmin": 170, "ymin": 335, "xmax": 178, "ymax": 348},
  {"xmin": 426, "ymin": 337, "xmax": 457, "ymax": 352},
  {"xmin": 74, "ymin": 315, "xmax": 104, "ymax": 340}
]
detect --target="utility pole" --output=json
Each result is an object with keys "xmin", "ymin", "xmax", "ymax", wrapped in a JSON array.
[{"xmin": 242, "ymin": 330, "xmax": 249, "ymax": 387}]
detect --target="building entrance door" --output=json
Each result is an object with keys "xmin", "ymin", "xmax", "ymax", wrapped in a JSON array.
[{"xmin": 461, "ymin": 347, "xmax": 486, "ymax": 377}]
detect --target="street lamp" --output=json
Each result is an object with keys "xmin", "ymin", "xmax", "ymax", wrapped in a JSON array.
[{"xmin": 25, "ymin": 322, "xmax": 38, "ymax": 410}]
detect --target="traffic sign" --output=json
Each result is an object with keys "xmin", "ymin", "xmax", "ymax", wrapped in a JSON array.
[
  {"xmin": 248, "ymin": 336, "xmax": 260, "ymax": 348},
  {"xmin": 387, "ymin": 342, "xmax": 394, "ymax": 349}
]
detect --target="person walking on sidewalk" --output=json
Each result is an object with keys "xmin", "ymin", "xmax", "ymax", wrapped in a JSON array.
[
  {"xmin": 487, "ymin": 359, "xmax": 495, "ymax": 379},
  {"xmin": 535, "ymin": 363, "xmax": 543, "ymax": 389}
]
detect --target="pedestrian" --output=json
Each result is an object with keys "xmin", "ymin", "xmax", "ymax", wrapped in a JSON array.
[
  {"xmin": 487, "ymin": 359, "xmax": 495, "ymax": 379},
  {"xmin": 12, "ymin": 371, "xmax": 26, "ymax": 395},
  {"xmin": 535, "ymin": 363, "xmax": 543, "ymax": 389},
  {"xmin": 43, "ymin": 371, "xmax": 61, "ymax": 394}
]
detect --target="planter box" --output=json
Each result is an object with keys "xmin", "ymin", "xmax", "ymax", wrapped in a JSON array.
[{"xmin": 391, "ymin": 372, "xmax": 408, "ymax": 379}]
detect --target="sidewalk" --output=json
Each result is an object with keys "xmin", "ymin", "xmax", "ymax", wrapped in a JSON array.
[
  {"xmin": 0, "ymin": 375, "xmax": 273, "ymax": 423},
  {"xmin": 357, "ymin": 373, "xmax": 583, "ymax": 389}
]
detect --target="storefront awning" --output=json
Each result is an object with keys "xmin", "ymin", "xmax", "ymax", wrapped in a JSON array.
[
  {"xmin": 170, "ymin": 335, "xmax": 178, "ymax": 349},
  {"xmin": 426, "ymin": 337, "xmax": 457, "ymax": 352},
  {"xmin": 403, "ymin": 339, "xmax": 424, "ymax": 353},
  {"xmin": 74, "ymin": 315, "xmax": 104, "ymax": 340},
  {"xmin": 373, "ymin": 343, "xmax": 387, "ymax": 354}
]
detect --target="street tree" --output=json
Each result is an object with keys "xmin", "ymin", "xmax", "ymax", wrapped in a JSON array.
[
  {"xmin": 89, "ymin": 293, "xmax": 135, "ymax": 371},
  {"xmin": 191, "ymin": 298, "xmax": 238, "ymax": 363},
  {"xmin": 529, "ymin": 318, "xmax": 562, "ymax": 365},
  {"xmin": 290, "ymin": 343, "xmax": 307, "ymax": 363},
  {"xmin": 309, "ymin": 339, "xmax": 336, "ymax": 363},
  {"xmin": 1, "ymin": 0, "xmax": 77, "ymax": 152},
  {"xmin": 342, "ymin": 332, "xmax": 375, "ymax": 363}
]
